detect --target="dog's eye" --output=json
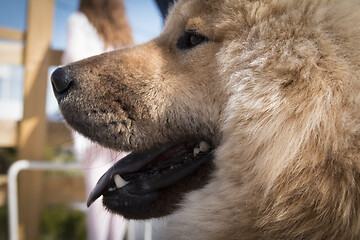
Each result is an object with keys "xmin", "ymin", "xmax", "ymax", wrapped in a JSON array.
[{"xmin": 177, "ymin": 31, "xmax": 208, "ymax": 50}]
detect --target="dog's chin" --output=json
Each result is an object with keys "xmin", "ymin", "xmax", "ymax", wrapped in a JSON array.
[{"xmin": 87, "ymin": 141, "xmax": 215, "ymax": 219}]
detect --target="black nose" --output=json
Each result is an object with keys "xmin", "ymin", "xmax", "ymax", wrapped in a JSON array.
[{"xmin": 51, "ymin": 67, "xmax": 73, "ymax": 93}]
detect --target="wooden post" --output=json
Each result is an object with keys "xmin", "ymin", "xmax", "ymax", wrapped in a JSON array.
[{"xmin": 18, "ymin": 0, "xmax": 54, "ymax": 239}]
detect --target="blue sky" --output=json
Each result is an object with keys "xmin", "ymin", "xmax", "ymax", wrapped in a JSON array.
[
  {"xmin": 0, "ymin": 0, "xmax": 163, "ymax": 47},
  {"xmin": 0, "ymin": 0, "xmax": 164, "ymax": 120}
]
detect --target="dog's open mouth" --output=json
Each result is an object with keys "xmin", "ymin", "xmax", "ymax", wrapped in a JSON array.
[{"xmin": 87, "ymin": 140, "xmax": 215, "ymax": 219}]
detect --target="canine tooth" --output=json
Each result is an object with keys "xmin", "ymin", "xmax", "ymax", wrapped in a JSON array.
[
  {"xmin": 193, "ymin": 147, "xmax": 200, "ymax": 156},
  {"xmin": 114, "ymin": 174, "xmax": 128, "ymax": 188},
  {"xmin": 199, "ymin": 141, "xmax": 210, "ymax": 152}
]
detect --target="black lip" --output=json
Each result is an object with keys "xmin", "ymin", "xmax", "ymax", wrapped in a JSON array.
[
  {"xmin": 86, "ymin": 142, "xmax": 215, "ymax": 219},
  {"xmin": 132, "ymin": 151, "xmax": 211, "ymax": 193},
  {"xmin": 87, "ymin": 143, "xmax": 174, "ymax": 207}
]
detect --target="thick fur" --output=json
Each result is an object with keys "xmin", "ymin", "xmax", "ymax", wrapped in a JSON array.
[{"xmin": 56, "ymin": 0, "xmax": 360, "ymax": 239}]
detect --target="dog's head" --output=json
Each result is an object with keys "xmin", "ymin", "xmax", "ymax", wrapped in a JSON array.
[
  {"xmin": 53, "ymin": 0, "xmax": 360, "ymax": 237},
  {"xmin": 52, "ymin": 0, "xmax": 230, "ymax": 219}
]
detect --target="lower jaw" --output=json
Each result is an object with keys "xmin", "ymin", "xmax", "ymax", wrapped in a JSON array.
[{"xmin": 102, "ymin": 159, "xmax": 215, "ymax": 219}]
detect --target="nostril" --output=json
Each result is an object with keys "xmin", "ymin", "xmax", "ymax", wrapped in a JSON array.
[{"xmin": 51, "ymin": 67, "xmax": 73, "ymax": 93}]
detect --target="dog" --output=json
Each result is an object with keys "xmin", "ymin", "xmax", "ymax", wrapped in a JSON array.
[{"xmin": 52, "ymin": 0, "xmax": 360, "ymax": 239}]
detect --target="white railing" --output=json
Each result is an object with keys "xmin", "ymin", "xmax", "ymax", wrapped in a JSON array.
[{"xmin": 7, "ymin": 160, "xmax": 152, "ymax": 240}]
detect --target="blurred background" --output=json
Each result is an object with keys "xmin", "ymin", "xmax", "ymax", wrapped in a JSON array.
[{"xmin": 0, "ymin": 0, "xmax": 163, "ymax": 239}]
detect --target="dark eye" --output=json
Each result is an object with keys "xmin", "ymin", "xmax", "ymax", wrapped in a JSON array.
[{"xmin": 176, "ymin": 31, "xmax": 208, "ymax": 50}]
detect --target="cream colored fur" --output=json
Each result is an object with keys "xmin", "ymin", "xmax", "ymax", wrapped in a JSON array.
[
  {"xmin": 58, "ymin": 0, "xmax": 360, "ymax": 239},
  {"xmin": 164, "ymin": 0, "xmax": 360, "ymax": 239}
]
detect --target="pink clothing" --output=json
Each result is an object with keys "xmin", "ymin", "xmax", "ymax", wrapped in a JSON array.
[
  {"xmin": 63, "ymin": 12, "xmax": 128, "ymax": 240},
  {"xmin": 80, "ymin": 143, "xmax": 128, "ymax": 240}
]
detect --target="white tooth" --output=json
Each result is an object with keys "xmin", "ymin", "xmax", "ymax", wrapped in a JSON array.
[
  {"xmin": 199, "ymin": 141, "xmax": 210, "ymax": 152},
  {"xmin": 193, "ymin": 147, "xmax": 200, "ymax": 156},
  {"xmin": 114, "ymin": 174, "xmax": 128, "ymax": 188}
]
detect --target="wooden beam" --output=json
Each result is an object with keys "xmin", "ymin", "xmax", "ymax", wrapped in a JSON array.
[
  {"xmin": 0, "ymin": 41, "xmax": 24, "ymax": 65},
  {"xmin": 0, "ymin": 120, "xmax": 18, "ymax": 147},
  {"xmin": 0, "ymin": 120, "xmax": 73, "ymax": 148},
  {"xmin": 0, "ymin": 175, "xmax": 7, "ymax": 206},
  {"xmin": 0, "ymin": 175, "xmax": 85, "ymax": 207},
  {"xmin": 0, "ymin": 27, "xmax": 25, "ymax": 41},
  {"xmin": 18, "ymin": 0, "xmax": 54, "ymax": 239},
  {"xmin": 42, "ymin": 175, "xmax": 85, "ymax": 204},
  {"xmin": 0, "ymin": 42, "xmax": 61, "ymax": 66},
  {"xmin": 49, "ymin": 49, "xmax": 63, "ymax": 66}
]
